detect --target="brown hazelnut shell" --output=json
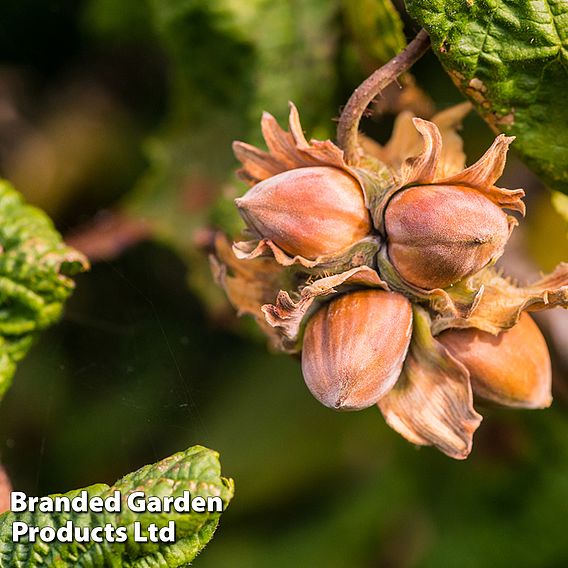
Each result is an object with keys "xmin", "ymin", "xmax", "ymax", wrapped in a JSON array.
[
  {"xmin": 236, "ymin": 166, "xmax": 371, "ymax": 260},
  {"xmin": 385, "ymin": 184, "xmax": 511, "ymax": 289},
  {"xmin": 438, "ymin": 313, "xmax": 552, "ymax": 409},
  {"xmin": 301, "ymin": 289, "xmax": 413, "ymax": 411}
]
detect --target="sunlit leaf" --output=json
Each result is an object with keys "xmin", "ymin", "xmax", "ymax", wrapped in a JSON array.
[
  {"xmin": 0, "ymin": 446, "xmax": 234, "ymax": 566},
  {"xmin": 552, "ymin": 191, "xmax": 568, "ymax": 227}
]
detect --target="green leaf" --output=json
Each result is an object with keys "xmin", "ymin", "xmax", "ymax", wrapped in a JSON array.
[
  {"xmin": 0, "ymin": 180, "xmax": 88, "ymax": 400},
  {"xmin": 406, "ymin": 0, "xmax": 568, "ymax": 194},
  {"xmin": 342, "ymin": 0, "xmax": 406, "ymax": 68},
  {"xmin": 0, "ymin": 446, "xmax": 234, "ymax": 566}
]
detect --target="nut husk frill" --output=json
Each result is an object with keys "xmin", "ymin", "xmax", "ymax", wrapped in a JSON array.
[
  {"xmin": 236, "ymin": 166, "xmax": 371, "ymax": 259},
  {"xmin": 385, "ymin": 184, "xmax": 511, "ymax": 289},
  {"xmin": 301, "ymin": 289, "xmax": 413, "ymax": 411},
  {"xmin": 438, "ymin": 313, "xmax": 552, "ymax": 409}
]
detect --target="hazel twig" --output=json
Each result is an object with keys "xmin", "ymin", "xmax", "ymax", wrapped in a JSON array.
[{"xmin": 337, "ymin": 29, "xmax": 431, "ymax": 165}]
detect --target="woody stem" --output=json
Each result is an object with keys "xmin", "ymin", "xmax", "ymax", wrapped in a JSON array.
[{"xmin": 337, "ymin": 29, "xmax": 431, "ymax": 165}]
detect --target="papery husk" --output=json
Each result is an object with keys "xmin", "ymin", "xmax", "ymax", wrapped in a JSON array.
[
  {"xmin": 431, "ymin": 263, "xmax": 568, "ymax": 336},
  {"xmin": 375, "ymin": 245, "xmax": 484, "ymax": 318},
  {"xmin": 364, "ymin": 114, "xmax": 525, "ymax": 235},
  {"xmin": 232, "ymin": 235, "xmax": 381, "ymax": 274},
  {"xmin": 359, "ymin": 102, "xmax": 471, "ymax": 177},
  {"xmin": 210, "ymin": 232, "xmax": 293, "ymax": 348},
  {"xmin": 262, "ymin": 266, "xmax": 388, "ymax": 353},
  {"xmin": 233, "ymin": 103, "xmax": 358, "ymax": 186},
  {"xmin": 378, "ymin": 306, "xmax": 482, "ymax": 460},
  {"xmin": 213, "ymin": 232, "xmax": 387, "ymax": 353}
]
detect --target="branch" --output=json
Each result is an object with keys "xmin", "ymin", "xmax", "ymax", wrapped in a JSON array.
[
  {"xmin": 337, "ymin": 29, "xmax": 431, "ymax": 165},
  {"xmin": 66, "ymin": 210, "xmax": 151, "ymax": 262}
]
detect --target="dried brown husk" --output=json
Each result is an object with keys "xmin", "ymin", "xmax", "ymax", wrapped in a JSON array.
[
  {"xmin": 262, "ymin": 266, "xmax": 388, "ymax": 352},
  {"xmin": 359, "ymin": 102, "xmax": 471, "ymax": 177},
  {"xmin": 210, "ymin": 232, "xmax": 292, "ymax": 348},
  {"xmin": 213, "ymin": 232, "xmax": 388, "ymax": 353},
  {"xmin": 431, "ymin": 263, "xmax": 568, "ymax": 336},
  {"xmin": 378, "ymin": 306, "xmax": 482, "ymax": 460},
  {"xmin": 232, "ymin": 235, "xmax": 381, "ymax": 275},
  {"xmin": 233, "ymin": 103, "xmax": 356, "ymax": 186}
]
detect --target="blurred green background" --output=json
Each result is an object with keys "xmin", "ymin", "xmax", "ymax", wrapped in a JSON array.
[{"xmin": 0, "ymin": 1, "xmax": 567, "ymax": 566}]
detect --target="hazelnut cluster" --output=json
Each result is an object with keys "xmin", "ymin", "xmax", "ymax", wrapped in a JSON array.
[{"xmin": 212, "ymin": 102, "xmax": 568, "ymax": 459}]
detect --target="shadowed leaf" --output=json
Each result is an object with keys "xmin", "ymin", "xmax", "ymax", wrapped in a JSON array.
[{"xmin": 0, "ymin": 180, "xmax": 88, "ymax": 400}]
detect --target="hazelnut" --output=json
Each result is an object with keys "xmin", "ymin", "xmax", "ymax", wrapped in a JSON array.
[
  {"xmin": 438, "ymin": 313, "xmax": 552, "ymax": 409},
  {"xmin": 235, "ymin": 166, "xmax": 371, "ymax": 259},
  {"xmin": 385, "ymin": 184, "xmax": 510, "ymax": 289},
  {"xmin": 301, "ymin": 289, "xmax": 413, "ymax": 411}
]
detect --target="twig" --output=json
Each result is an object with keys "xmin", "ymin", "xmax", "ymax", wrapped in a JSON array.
[
  {"xmin": 66, "ymin": 210, "xmax": 151, "ymax": 262},
  {"xmin": 337, "ymin": 29, "xmax": 431, "ymax": 165}
]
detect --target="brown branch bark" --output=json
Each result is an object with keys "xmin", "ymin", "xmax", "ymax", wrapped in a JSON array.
[
  {"xmin": 337, "ymin": 29, "xmax": 431, "ymax": 165},
  {"xmin": 66, "ymin": 210, "xmax": 151, "ymax": 262}
]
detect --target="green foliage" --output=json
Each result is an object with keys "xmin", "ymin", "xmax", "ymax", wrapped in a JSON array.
[
  {"xmin": 0, "ymin": 446, "xmax": 234, "ymax": 566},
  {"xmin": 128, "ymin": 0, "xmax": 342, "ymax": 221},
  {"xmin": 0, "ymin": 180, "xmax": 88, "ymax": 400},
  {"xmin": 120, "ymin": 0, "xmax": 344, "ymax": 308},
  {"xmin": 342, "ymin": 0, "xmax": 406, "ymax": 68},
  {"xmin": 406, "ymin": 0, "xmax": 568, "ymax": 194},
  {"xmin": 82, "ymin": 0, "xmax": 154, "ymax": 40}
]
